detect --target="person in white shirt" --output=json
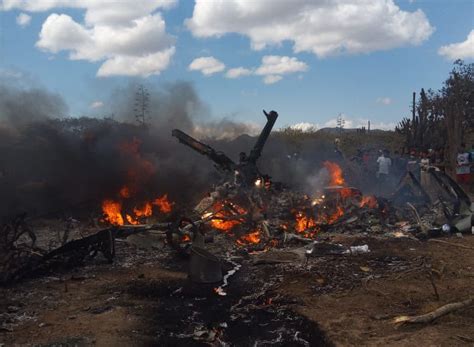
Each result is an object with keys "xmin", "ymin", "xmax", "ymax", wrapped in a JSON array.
[
  {"xmin": 377, "ymin": 150, "xmax": 392, "ymax": 175},
  {"xmin": 377, "ymin": 150, "xmax": 392, "ymax": 195}
]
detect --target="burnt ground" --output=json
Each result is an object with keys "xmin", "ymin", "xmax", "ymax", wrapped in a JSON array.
[{"xmin": 1, "ymin": 230, "xmax": 473, "ymax": 346}]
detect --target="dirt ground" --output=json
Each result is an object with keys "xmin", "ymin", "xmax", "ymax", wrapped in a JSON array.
[
  {"xmin": 1, "ymin": 231, "xmax": 473, "ymax": 346},
  {"xmin": 284, "ymin": 234, "xmax": 474, "ymax": 346}
]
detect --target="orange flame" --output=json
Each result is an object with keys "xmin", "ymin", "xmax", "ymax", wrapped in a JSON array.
[
  {"xmin": 126, "ymin": 214, "xmax": 139, "ymax": 225},
  {"xmin": 237, "ymin": 230, "xmax": 261, "ymax": 245},
  {"xmin": 211, "ymin": 218, "xmax": 241, "ymax": 231},
  {"xmin": 102, "ymin": 193, "xmax": 174, "ymax": 226},
  {"xmin": 360, "ymin": 195, "xmax": 378, "ymax": 208},
  {"xmin": 102, "ymin": 200, "xmax": 124, "ymax": 226},
  {"xmin": 210, "ymin": 201, "xmax": 246, "ymax": 232},
  {"xmin": 295, "ymin": 211, "xmax": 317, "ymax": 233},
  {"xmin": 326, "ymin": 206, "xmax": 344, "ymax": 224},
  {"xmin": 323, "ymin": 161, "xmax": 345, "ymax": 186},
  {"xmin": 152, "ymin": 194, "xmax": 174, "ymax": 213},
  {"xmin": 339, "ymin": 187, "xmax": 354, "ymax": 199},
  {"xmin": 134, "ymin": 201, "xmax": 153, "ymax": 217},
  {"xmin": 100, "ymin": 138, "xmax": 175, "ymax": 226}
]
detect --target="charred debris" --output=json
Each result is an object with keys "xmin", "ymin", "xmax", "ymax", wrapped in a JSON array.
[
  {"xmin": 1, "ymin": 109, "xmax": 472, "ymax": 283},
  {"xmin": 1, "ymin": 110, "xmax": 473, "ymax": 345}
]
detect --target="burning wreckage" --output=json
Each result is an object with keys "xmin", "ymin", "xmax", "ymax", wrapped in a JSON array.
[
  {"xmin": 1, "ymin": 110, "xmax": 473, "ymax": 345},
  {"xmin": 169, "ymin": 110, "xmax": 473, "ymax": 252}
]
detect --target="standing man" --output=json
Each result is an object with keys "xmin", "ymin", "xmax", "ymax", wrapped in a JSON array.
[
  {"xmin": 469, "ymin": 144, "xmax": 474, "ymax": 193},
  {"xmin": 377, "ymin": 149, "xmax": 392, "ymax": 195},
  {"xmin": 456, "ymin": 144, "xmax": 470, "ymax": 190},
  {"xmin": 407, "ymin": 151, "xmax": 421, "ymax": 181},
  {"xmin": 420, "ymin": 151, "xmax": 431, "ymax": 189}
]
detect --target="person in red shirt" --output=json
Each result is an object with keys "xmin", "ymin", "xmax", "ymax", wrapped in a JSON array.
[{"xmin": 456, "ymin": 144, "xmax": 470, "ymax": 187}]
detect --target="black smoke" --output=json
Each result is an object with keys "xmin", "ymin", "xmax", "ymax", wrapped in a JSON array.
[
  {"xmin": 0, "ymin": 81, "xmax": 260, "ymax": 218},
  {"xmin": 0, "ymin": 78, "xmax": 339, "ymax": 220}
]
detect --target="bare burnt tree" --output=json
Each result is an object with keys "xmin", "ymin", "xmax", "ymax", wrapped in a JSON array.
[{"xmin": 134, "ymin": 84, "xmax": 150, "ymax": 128}]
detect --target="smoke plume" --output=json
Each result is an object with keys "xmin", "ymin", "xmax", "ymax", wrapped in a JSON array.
[{"xmin": 0, "ymin": 79, "xmax": 337, "ymax": 220}]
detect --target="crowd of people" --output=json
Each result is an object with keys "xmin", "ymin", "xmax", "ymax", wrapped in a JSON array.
[{"xmin": 349, "ymin": 144, "xmax": 474, "ymax": 196}]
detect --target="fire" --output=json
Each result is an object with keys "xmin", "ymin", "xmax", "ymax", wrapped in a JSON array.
[
  {"xmin": 209, "ymin": 201, "xmax": 247, "ymax": 232},
  {"xmin": 295, "ymin": 211, "xmax": 317, "ymax": 233},
  {"xmin": 120, "ymin": 186, "xmax": 131, "ymax": 198},
  {"xmin": 295, "ymin": 204, "xmax": 345, "ymax": 233},
  {"xmin": 325, "ymin": 206, "xmax": 344, "ymax": 224},
  {"xmin": 134, "ymin": 202, "xmax": 153, "ymax": 217},
  {"xmin": 360, "ymin": 195, "xmax": 378, "ymax": 208},
  {"xmin": 339, "ymin": 187, "xmax": 355, "ymax": 199},
  {"xmin": 323, "ymin": 161, "xmax": 345, "ymax": 186},
  {"xmin": 237, "ymin": 230, "xmax": 261, "ymax": 245},
  {"xmin": 102, "ymin": 200, "xmax": 124, "ymax": 226},
  {"xmin": 152, "ymin": 194, "xmax": 174, "ymax": 213},
  {"xmin": 100, "ymin": 137, "xmax": 175, "ymax": 226},
  {"xmin": 211, "ymin": 215, "xmax": 241, "ymax": 231},
  {"xmin": 312, "ymin": 195, "xmax": 325, "ymax": 206},
  {"xmin": 101, "ymin": 194, "xmax": 174, "ymax": 226},
  {"xmin": 126, "ymin": 214, "xmax": 139, "ymax": 225}
]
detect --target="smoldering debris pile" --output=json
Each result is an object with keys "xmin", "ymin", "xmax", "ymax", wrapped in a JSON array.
[
  {"xmin": 1, "ymin": 100, "xmax": 473, "ymax": 345},
  {"xmin": 1, "ymin": 108, "xmax": 472, "ymax": 286}
]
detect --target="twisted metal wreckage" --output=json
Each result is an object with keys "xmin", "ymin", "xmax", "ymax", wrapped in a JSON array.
[{"xmin": 1, "ymin": 110, "xmax": 473, "ymax": 284}]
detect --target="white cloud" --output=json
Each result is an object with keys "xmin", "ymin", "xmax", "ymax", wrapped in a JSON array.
[
  {"xmin": 324, "ymin": 117, "xmax": 354, "ymax": 129},
  {"xmin": 186, "ymin": 0, "xmax": 434, "ymax": 57},
  {"xmin": 222, "ymin": 55, "xmax": 307, "ymax": 84},
  {"xmin": 90, "ymin": 100, "xmax": 104, "ymax": 109},
  {"xmin": 365, "ymin": 120, "xmax": 396, "ymax": 130},
  {"xmin": 188, "ymin": 56, "xmax": 225, "ymax": 75},
  {"xmin": 289, "ymin": 122, "xmax": 319, "ymax": 132},
  {"xmin": 324, "ymin": 115, "xmax": 395, "ymax": 130},
  {"xmin": 225, "ymin": 67, "xmax": 253, "ymax": 79},
  {"xmin": 255, "ymin": 56, "xmax": 308, "ymax": 75},
  {"xmin": 0, "ymin": 68, "xmax": 23, "ymax": 79},
  {"xmin": 262, "ymin": 75, "xmax": 282, "ymax": 85},
  {"xmin": 3, "ymin": 1, "xmax": 177, "ymax": 77},
  {"xmin": 438, "ymin": 30, "xmax": 474, "ymax": 60},
  {"xmin": 255, "ymin": 55, "xmax": 307, "ymax": 84},
  {"xmin": 36, "ymin": 14, "xmax": 91, "ymax": 54},
  {"xmin": 376, "ymin": 97, "xmax": 392, "ymax": 105},
  {"xmin": 2, "ymin": 1, "xmax": 177, "ymax": 24},
  {"xmin": 97, "ymin": 48, "xmax": 175, "ymax": 77},
  {"xmin": 16, "ymin": 12, "xmax": 31, "ymax": 27}
]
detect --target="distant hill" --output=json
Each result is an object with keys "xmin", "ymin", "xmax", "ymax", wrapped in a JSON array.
[{"xmin": 318, "ymin": 127, "xmax": 391, "ymax": 134}]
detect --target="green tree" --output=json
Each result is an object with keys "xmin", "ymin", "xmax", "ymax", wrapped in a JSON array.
[
  {"xmin": 441, "ymin": 60, "xmax": 474, "ymax": 175},
  {"xmin": 396, "ymin": 60, "xmax": 473, "ymax": 175}
]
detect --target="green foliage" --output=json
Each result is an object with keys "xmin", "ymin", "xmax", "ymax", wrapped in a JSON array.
[
  {"xmin": 396, "ymin": 60, "xmax": 473, "ymax": 152},
  {"xmin": 275, "ymin": 127, "xmax": 404, "ymax": 157}
]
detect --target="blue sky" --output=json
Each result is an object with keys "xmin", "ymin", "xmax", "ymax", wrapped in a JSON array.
[{"xmin": 0, "ymin": 0, "xmax": 473, "ymax": 130}]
